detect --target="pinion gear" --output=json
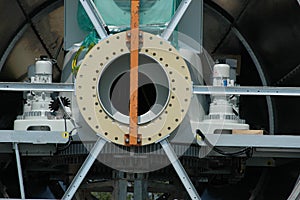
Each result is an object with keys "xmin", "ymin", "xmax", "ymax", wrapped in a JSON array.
[{"xmin": 49, "ymin": 97, "xmax": 71, "ymax": 112}]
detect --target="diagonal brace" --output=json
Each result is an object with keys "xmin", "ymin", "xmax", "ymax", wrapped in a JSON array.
[
  {"xmin": 160, "ymin": 139, "xmax": 201, "ymax": 200},
  {"xmin": 62, "ymin": 137, "xmax": 107, "ymax": 200}
]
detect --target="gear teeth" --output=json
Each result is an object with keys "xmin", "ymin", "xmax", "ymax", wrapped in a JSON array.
[{"xmin": 49, "ymin": 97, "xmax": 71, "ymax": 112}]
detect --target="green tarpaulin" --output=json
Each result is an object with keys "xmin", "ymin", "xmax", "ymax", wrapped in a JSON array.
[{"xmin": 78, "ymin": 0, "xmax": 179, "ymax": 32}]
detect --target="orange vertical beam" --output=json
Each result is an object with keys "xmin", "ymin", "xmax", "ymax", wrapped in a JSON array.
[{"xmin": 129, "ymin": 0, "xmax": 140, "ymax": 145}]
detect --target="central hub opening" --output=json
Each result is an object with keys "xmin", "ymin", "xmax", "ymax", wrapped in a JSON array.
[
  {"xmin": 110, "ymin": 72, "xmax": 157, "ymax": 116},
  {"xmin": 98, "ymin": 53, "xmax": 170, "ymax": 124}
]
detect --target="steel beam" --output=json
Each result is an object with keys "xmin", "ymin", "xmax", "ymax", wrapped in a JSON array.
[
  {"xmin": 288, "ymin": 177, "xmax": 300, "ymax": 200},
  {"xmin": 161, "ymin": 0, "xmax": 193, "ymax": 40},
  {"xmin": 193, "ymin": 85, "xmax": 300, "ymax": 96},
  {"xmin": 197, "ymin": 134, "xmax": 300, "ymax": 149},
  {"xmin": 0, "ymin": 130, "xmax": 68, "ymax": 144},
  {"xmin": 0, "ymin": 82, "xmax": 74, "ymax": 92},
  {"xmin": 14, "ymin": 143, "xmax": 25, "ymax": 199},
  {"xmin": 62, "ymin": 137, "xmax": 107, "ymax": 200},
  {"xmin": 79, "ymin": 0, "xmax": 108, "ymax": 39},
  {"xmin": 160, "ymin": 139, "xmax": 201, "ymax": 200}
]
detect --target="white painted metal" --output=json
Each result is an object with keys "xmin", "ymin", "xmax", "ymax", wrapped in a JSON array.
[
  {"xmin": 193, "ymin": 86, "xmax": 300, "ymax": 96},
  {"xmin": 0, "ymin": 131, "xmax": 68, "ymax": 144},
  {"xmin": 62, "ymin": 137, "xmax": 107, "ymax": 200},
  {"xmin": 197, "ymin": 134, "xmax": 300, "ymax": 149},
  {"xmin": 79, "ymin": 0, "xmax": 108, "ymax": 39},
  {"xmin": 161, "ymin": 0, "xmax": 193, "ymax": 40},
  {"xmin": 288, "ymin": 177, "xmax": 300, "ymax": 200},
  {"xmin": 0, "ymin": 83, "xmax": 74, "ymax": 92},
  {"xmin": 160, "ymin": 139, "xmax": 201, "ymax": 200},
  {"xmin": 14, "ymin": 143, "xmax": 25, "ymax": 199},
  {"xmin": 198, "ymin": 64, "xmax": 249, "ymax": 134}
]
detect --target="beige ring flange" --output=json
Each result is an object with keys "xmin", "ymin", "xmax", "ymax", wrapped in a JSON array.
[{"xmin": 76, "ymin": 31, "xmax": 192, "ymax": 146}]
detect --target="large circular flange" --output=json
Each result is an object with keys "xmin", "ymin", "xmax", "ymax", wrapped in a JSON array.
[{"xmin": 76, "ymin": 31, "xmax": 192, "ymax": 146}]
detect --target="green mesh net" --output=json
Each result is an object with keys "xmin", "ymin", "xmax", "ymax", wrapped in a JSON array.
[{"xmin": 77, "ymin": 0, "xmax": 180, "ymax": 32}]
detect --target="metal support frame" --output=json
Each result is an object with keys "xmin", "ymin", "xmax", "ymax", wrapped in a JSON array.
[
  {"xmin": 160, "ymin": 139, "xmax": 201, "ymax": 200},
  {"xmin": 13, "ymin": 143, "xmax": 25, "ymax": 199},
  {"xmin": 288, "ymin": 177, "xmax": 300, "ymax": 200},
  {"xmin": 161, "ymin": 0, "xmax": 193, "ymax": 40},
  {"xmin": 79, "ymin": 0, "xmax": 108, "ymax": 39},
  {"xmin": 3, "ymin": 82, "xmax": 300, "ymax": 97},
  {"xmin": 133, "ymin": 174, "xmax": 148, "ymax": 200},
  {"xmin": 62, "ymin": 137, "xmax": 107, "ymax": 200},
  {"xmin": 113, "ymin": 179, "xmax": 127, "ymax": 200},
  {"xmin": 196, "ymin": 134, "xmax": 300, "ymax": 149},
  {"xmin": 0, "ymin": 131, "xmax": 69, "ymax": 144},
  {"xmin": 193, "ymin": 85, "xmax": 300, "ymax": 96},
  {"xmin": 0, "ymin": 82, "xmax": 74, "ymax": 92}
]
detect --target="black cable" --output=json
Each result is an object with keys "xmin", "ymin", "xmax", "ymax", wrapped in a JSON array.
[
  {"xmin": 64, "ymin": 117, "xmax": 67, "ymax": 132},
  {"xmin": 57, "ymin": 136, "xmax": 73, "ymax": 152},
  {"xmin": 196, "ymin": 129, "xmax": 253, "ymax": 157}
]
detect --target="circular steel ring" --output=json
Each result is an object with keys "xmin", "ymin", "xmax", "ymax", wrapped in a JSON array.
[{"xmin": 76, "ymin": 31, "xmax": 192, "ymax": 146}]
